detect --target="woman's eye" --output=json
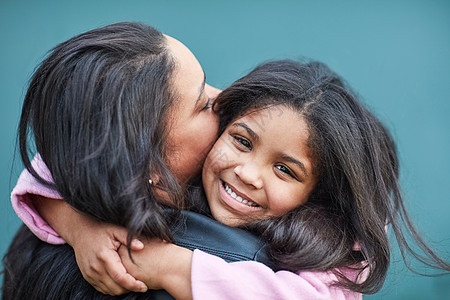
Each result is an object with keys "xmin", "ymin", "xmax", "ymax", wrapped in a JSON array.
[
  {"xmin": 275, "ymin": 164, "xmax": 295, "ymax": 178},
  {"xmin": 201, "ymin": 98, "xmax": 211, "ymax": 111},
  {"xmin": 233, "ymin": 135, "xmax": 252, "ymax": 150}
]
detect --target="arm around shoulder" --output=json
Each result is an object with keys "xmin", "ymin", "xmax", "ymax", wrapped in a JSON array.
[
  {"xmin": 11, "ymin": 159, "xmax": 65, "ymax": 244},
  {"xmin": 11, "ymin": 154, "xmax": 101, "ymax": 246}
]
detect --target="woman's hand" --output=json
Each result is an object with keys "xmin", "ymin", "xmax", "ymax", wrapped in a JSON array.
[
  {"xmin": 119, "ymin": 239, "xmax": 194, "ymax": 300},
  {"xmin": 33, "ymin": 196, "xmax": 148, "ymax": 295}
]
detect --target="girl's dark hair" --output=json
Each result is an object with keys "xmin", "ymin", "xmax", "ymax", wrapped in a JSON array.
[
  {"xmin": 214, "ymin": 59, "xmax": 450, "ymax": 294},
  {"xmin": 18, "ymin": 22, "xmax": 182, "ymax": 241}
]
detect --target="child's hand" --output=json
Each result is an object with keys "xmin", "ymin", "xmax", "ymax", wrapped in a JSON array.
[
  {"xmin": 68, "ymin": 214, "xmax": 148, "ymax": 295},
  {"xmin": 33, "ymin": 196, "xmax": 149, "ymax": 294},
  {"xmin": 119, "ymin": 239, "xmax": 194, "ymax": 300}
]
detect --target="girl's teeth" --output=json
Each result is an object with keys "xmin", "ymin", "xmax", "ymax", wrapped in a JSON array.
[{"xmin": 223, "ymin": 182, "xmax": 258, "ymax": 207}]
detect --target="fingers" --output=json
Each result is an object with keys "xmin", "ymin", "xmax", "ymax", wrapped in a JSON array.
[
  {"xmin": 110, "ymin": 270, "xmax": 148, "ymax": 293},
  {"xmin": 111, "ymin": 227, "xmax": 144, "ymax": 251},
  {"xmin": 83, "ymin": 259, "xmax": 147, "ymax": 295},
  {"xmin": 130, "ymin": 239, "xmax": 144, "ymax": 250},
  {"xmin": 90, "ymin": 279, "xmax": 128, "ymax": 296},
  {"xmin": 78, "ymin": 247, "xmax": 147, "ymax": 296},
  {"xmin": 103, "ymin": 247, "xmax": 148, "ymax": 293},
  {"xmin": 72, "ymin": 224, "xmax": 147, "ymax": 295},
  {"xmin": 82, "ymin": 262, "xmax": 129, "ymax": 296}
]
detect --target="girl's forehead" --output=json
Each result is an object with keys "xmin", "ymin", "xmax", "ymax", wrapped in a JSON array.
[
  {"xmin": 228, "ymin": 106, "xmax": 311, "ymax": 152},
  {"xmin": 231, "ymin": 105, "xmax": 302, "ymax": 128}
]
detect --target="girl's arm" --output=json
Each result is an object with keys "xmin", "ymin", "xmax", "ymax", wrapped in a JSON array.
[
  {"xmin": 190, "ymin": 250, "xmax": 362, "ymax": 300},
  {"xmin": 121, "ymin": 240, "xmax": 362, "ymax": 300},
  {"xmin": 11, "ymin": 160, "xmax": 66, "ymax": 244},
  {"xmin": 120, "ymin": 240, "xmax": 193, "ymax": 300},
  {"xmin": 11, "ymin": 155, "xmax": 147, "ymax": 295}
]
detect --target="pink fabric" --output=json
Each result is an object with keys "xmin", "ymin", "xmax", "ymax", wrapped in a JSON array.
[
  {"xmin": 11, "ymin": 154, "xmax": 65, "ymax": 244},
  {"xmin": 191, "ymin": 250, "xmax": 362, "ymax": 300},
  {"xmin": 12, "ymin": 155, "xmax": 363, "ymax": 299}
]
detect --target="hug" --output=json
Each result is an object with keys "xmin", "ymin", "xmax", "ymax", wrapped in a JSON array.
[{"xmin": 3, "ymin": 22, "xmax": 449, "ymax": 300}]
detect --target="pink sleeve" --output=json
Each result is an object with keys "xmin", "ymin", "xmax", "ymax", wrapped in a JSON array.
[
  {"xmin": 191, "ymin": 250, "xmax": 362, "ymax": 300},
  {"xmin": 11, "ymin": 154, "xmax": 66, "ymax": 244}
]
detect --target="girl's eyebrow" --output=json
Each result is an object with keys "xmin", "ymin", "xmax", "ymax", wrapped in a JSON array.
[
  {"xmin": 282, "ymin": 155, "xmax": 308, "ymax": 177},
  {"xmin": 232, "ymin": 122, "xmax": 259, "ymax": 142}
]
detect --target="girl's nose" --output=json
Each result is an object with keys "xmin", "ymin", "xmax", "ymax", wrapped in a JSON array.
[{"xmin": 233, "ymin": 163, "xmax": 263, "ymax": 189}]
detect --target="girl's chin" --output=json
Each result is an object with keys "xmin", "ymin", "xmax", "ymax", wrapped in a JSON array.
[{"xmin": 211, "ymin": 210, "xmax": 244, "ymax": 227}]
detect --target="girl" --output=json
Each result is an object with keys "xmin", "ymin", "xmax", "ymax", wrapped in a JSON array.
[{"xmin": 114, "ymin": 59, "xmax": 450, "ymax": 299}]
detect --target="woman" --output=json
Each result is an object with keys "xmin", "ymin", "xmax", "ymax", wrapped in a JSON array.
[{"xmin": 4, "ymin": 21, "xmax": 230, "ymax": 297}]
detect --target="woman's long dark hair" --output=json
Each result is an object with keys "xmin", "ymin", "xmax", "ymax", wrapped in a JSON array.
[
  {"xmin": 214, "ymin": 59, "xmax": 450, "ymax": 294},
  {"xmin": 18, "ymin": 22, "xmax": 182, "ymax": 241},
  {"xmin": 2, "ymin": 225, "xmax": 171, "ymax": 300},
  {"xmin": 3, "ymin": 21, "xmax": 189, "ymax": 300}
]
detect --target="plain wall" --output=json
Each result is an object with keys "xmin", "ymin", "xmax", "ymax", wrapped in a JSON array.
[{"xmin": 1, "ymin": 0, "xmax": 449, "ymax": 298}]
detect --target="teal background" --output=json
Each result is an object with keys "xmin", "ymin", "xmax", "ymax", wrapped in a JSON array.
[{"xmin": 1, "ymin": 0, "xmax": 449, "ymax": 298}]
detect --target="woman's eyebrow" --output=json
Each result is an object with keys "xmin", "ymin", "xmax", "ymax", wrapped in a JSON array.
[
  {"xmin": 194, "ymin": 72, "xmax": 206, "ymax": 108},
  {"xmin": 232, "ymin": 122, "xmax": 259, "ymax": 142}
]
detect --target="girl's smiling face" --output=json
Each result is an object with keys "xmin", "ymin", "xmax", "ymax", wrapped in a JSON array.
[{"xmin": 202, "ymin": 105, "xmax": 318, "ymax": 226}]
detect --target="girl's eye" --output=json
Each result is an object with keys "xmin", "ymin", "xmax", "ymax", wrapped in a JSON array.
[
  {"xmin": 201, "ymin": 98, "xmax": 211, "ymax": 111},
  {"xmin": 233, "ymin": 135, "xmax": 252, "ymax": 150},
  {"xmin": 275, "ymin": 164, "xmax": 296, "ymax": 179}
]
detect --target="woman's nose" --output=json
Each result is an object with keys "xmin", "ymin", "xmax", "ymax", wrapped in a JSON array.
[{"xmin": 234, "ymin": 163, "xmax": 263, "ymax": 189}]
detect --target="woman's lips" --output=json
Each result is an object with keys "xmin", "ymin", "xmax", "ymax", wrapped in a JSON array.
[{"xmin": 219, "ymin": 180, "xmax": 262, "ymax": 213}]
